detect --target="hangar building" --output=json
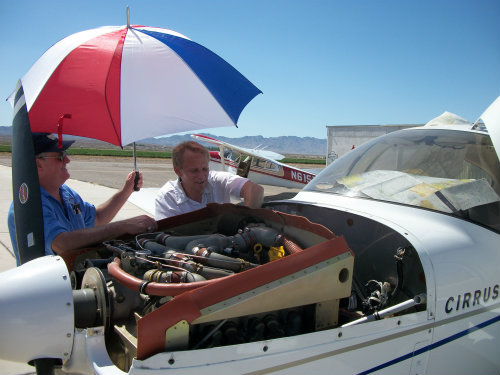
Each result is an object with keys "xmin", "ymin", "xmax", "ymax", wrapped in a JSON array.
[
  {"xmin": 325, "ymin": 124, "xmax": 422, "ymax": 165},
  {"xmin": 326, "ymin": 112, "xmax": 474, "ymax": 165}
]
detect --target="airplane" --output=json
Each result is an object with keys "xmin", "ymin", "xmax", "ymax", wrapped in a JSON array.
[
  {"xmin": 0, "ymin": 96, "xmax": 499, "ymax": 375},
  {"xmin": 191, "ymin": 133, "xmax": 317, "ymax": 188}
]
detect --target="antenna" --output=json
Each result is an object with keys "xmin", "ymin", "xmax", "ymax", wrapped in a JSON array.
[{"xmin": 126, "ymin": 5, "xmax": 130, "ymax": 28}]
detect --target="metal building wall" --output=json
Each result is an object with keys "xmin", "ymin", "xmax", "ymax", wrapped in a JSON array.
[{"xmin": 326, "ymin": 124, "xmax": 421, "ymax": 165}]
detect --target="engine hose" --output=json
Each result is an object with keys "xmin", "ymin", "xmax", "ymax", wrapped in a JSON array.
[
  {"xmin": 163, "ymin": 250, "xmax": 234, "ymax": 279},
  {"xmin": 232, "ymin": 225, "xmax": 283, "ymax": 250},
  {"xmin": 282, "ymin": 236, "xmax": 303, "ymax": 255},
  {"xmin": 142, "ymin": 239, "xmax": 248, "ymax": 273},
  {"xmin": 108, "ymin": 258, "xmax": 217, "ymax": 296},
  {"xmin": 144, "ymin": 269, "xmax": 206, "ymax": 283},
  {"xmin": 237, "ymin": 227, "xmax": 258, "ymax": 248},
  {"xmin": 163, "ymin": 250, "xmax": 199, "ymax": 273},
  {"xmin": 139, "ymin": 240, "xmax": 202, "ymax": 273},
  {"xmin": 103, "ymin": 241, "xmax": 130, "ymax": 255},
  {"xmin": 139, "ymin": 240, "xmax": 201, "ymax": 273},
  {"xmin": 138, "ymin": 239, "xmax": 172, "ymax": 255},
  {"xmin": 153, "ymin": 226, "xmax": 283, "ymax": 258},
  {"xmin": 197, "ymin": 266, "xmax": 234, "ymax": 280},
  {"xmin": 156, "ymin": 233, "xmax": 212, "ymax": 250},
  {"xmin": 191, "ymin": 246, "xmax": 255, "ymax": 272},
  {"xmin": 184, "ymin": 234, "xmax": 232, "ymax": 255},
  {"xmin": 182, "ymin": 226, "xmax": 284, "ymax": 256}
]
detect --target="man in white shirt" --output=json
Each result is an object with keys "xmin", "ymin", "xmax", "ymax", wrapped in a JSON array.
[{"xmin": 155, "ymin": 141, "xmax": 264, "ymax": 220}]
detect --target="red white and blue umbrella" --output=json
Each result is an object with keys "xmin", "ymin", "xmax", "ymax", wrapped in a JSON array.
[
  {"xmin": 9, "ymin": 23, "xmax": 261, "ymax": 147},
  {"xmin": 8, "ymin": 20, "xmax": 261, "ymax": 265}
]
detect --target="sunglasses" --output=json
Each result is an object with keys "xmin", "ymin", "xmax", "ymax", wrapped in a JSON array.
[{"xmin": 37, "ymin": 151, "xmax": 68, "ymax": 162}]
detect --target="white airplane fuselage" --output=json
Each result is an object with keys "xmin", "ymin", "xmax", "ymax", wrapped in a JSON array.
[
  {"xmin": 60, "ymin": 192, "xmax": 499, "ymax": 374},
  {"xmin": 209, "ymin": 151, "xmax": 315, "ymax": 189}
]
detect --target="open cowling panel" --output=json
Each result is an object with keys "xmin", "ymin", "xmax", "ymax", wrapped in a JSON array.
[{"xmin": 68, "ymin": 203, "xmax": 354, "ymax": 370}]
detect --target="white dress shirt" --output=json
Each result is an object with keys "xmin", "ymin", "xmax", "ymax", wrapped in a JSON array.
[{"xmin": 154, "ymin": 171, "xmax": 248, "ymax": 220}]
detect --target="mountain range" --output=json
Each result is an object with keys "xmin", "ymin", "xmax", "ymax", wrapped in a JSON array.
[{"xmin": 0, "ymin": 126, "xmax": 326, "ymax": 156}]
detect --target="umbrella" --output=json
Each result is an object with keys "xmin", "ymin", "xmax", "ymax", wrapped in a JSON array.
[
  {"xmin": 8, "ymin": 15, "xmax": 262, "ymax": 187},
  {"xmin": 8, "ymin": 14, "xmax": 261, "ymax": 269}
]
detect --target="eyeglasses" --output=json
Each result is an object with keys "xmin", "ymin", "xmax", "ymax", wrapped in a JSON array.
[{"xmin": 37, "ymin": 151, "xmax": 68, "ymax": 162}]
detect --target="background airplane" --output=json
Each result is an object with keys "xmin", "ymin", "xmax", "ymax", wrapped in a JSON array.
[{"xmin": 191, "ymin": 134, "xmax": 317, "ymax": 189}]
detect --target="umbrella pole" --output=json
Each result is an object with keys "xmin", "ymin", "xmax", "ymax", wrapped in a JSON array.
[
  {"xmin": 128, "ymin": 4, "xmax": 139, "ymax": 192},
  {"xmin": 133, "ymin": 142, "xmax": 140, "ymax": 191}
]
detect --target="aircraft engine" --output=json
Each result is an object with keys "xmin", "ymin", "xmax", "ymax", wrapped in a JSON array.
[{"xmin": 62, "ymin": 209, "xmax": 356, "ymax": 370}]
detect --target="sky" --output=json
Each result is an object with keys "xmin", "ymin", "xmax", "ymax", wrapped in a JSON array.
[{"xmin": 0, "ymin": 0, "xmax": 499, "ymax": 140}]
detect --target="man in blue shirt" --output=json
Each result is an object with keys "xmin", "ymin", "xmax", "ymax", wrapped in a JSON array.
[{"xmin": 8, "ymin": 133, "xmax": 157, "ymax": 265}]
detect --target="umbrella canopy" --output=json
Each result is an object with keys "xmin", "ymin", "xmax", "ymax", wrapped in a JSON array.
[{"xmin": 8, "ymin": 25, "xmax": 261, "ymax": 146}]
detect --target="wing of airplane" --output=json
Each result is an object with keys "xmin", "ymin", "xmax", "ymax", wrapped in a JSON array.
[
  {"xmin": 128, "ymin": 187, "xmax": 159, "ymax": 216},
  {"xmin": 191, "ymin": 134, "xmax": 316, "ymax": 188},
  {"xmin": 191, "ymin": 134, "xmax": 286, "ymax": 161}
]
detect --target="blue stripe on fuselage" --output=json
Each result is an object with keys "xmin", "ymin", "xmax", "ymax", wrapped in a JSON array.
[{"xmin": 358, "ymin": 315, "xmax": 500, "ymax": 374}]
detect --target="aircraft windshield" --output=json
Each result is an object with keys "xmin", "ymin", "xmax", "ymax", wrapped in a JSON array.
[{"xmin": 305, "ymin": 128, "xmax": 500, "ymax": 231}]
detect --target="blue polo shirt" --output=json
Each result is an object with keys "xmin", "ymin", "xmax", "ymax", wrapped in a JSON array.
[{"xmin": 8, "ymin": 184, "xmax": 96, "ymax": 265}]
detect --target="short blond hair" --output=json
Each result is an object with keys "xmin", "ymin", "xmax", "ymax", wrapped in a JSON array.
[{"xmin": 172, "ymin": 141, "xmax": 209, "ymax": 169}]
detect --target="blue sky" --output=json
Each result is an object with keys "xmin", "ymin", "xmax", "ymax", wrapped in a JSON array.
[{"xmin": 0, "ymin": 0, "xmax": 499, "ymax": 140}]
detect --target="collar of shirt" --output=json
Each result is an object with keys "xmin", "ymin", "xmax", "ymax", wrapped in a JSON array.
[
  {"xmin": 40, "ymin": 184, "xmax": 75, "ymax": 204},
  {"xmin": 172, "ymin": 177, "xmax": 214, "ymax": 205}
]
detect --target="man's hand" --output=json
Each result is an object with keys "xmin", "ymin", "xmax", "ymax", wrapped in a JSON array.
[
  {"xmin": 122, "ymin": 214, "xmax": 158, "ymax": 235},
  {"xmin": 241, "ymin": 180, "xmax": 264, "ymax": 209},
  {"xmin": 51, "ymin": 214, "xmax": 158, "ymax": 256},
  {"xmin": 124, "ymin": 171, "xmax": 143, "ymax": 193}
]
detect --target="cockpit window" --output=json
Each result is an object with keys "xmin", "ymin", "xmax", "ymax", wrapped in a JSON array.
[{"xmin": 305, "ymin": 128, "xmax": 500, "ymax": 231}]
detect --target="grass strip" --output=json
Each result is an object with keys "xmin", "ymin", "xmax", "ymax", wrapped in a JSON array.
[{"xmin": 0, "ymin": 145, "xmax": 325, "ymax": 165}]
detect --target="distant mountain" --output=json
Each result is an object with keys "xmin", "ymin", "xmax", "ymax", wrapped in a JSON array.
[
  {"xmin": 0, "ymin": 126, "xmax": 11, "ymax": 136},
  {"xmin": 141, "ymin": 133, "xmax": 326, "ymax": 156},
  {"xmin": 0, "ymin": 127, "xmax": 326, "ymax": 156}
]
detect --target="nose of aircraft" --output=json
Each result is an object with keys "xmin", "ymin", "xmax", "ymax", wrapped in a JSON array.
[{"xmin": 0, "ymin": 256, "xmax": 74, "ymax": 364}]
